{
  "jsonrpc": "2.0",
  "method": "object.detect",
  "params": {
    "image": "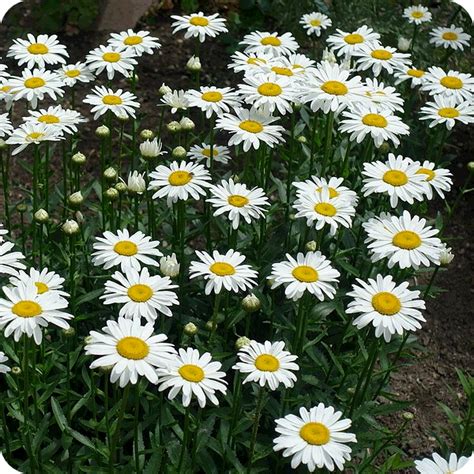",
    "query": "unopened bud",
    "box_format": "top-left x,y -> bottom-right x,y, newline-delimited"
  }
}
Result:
305,240 -> 317,252
62,219 -> 80,235
159,83 -> 172,96
180,117 -> 195,131
402,411 -> 414,421
34,208 -> 49,223
68,191 -> 83,207
398,37 -> 412,52
172,146 -> 187,159
16,203 -> 27,213
186,55 -> 202,72
297,135 -> 307,143
439,244 -> 454,266
11,366 -> 21,376
183,322 -> 198,336
95,125 -> 110,138
140,129 -> 155,140
241,294 -> 261,313
378,142 -> 390,153
104,167 -> 118,182
235,336 -> 251,350
167,121 -> 181,133
467,162 -> 474,173
62,327 -> 75,337
114,182 -> 128,194
72,152 -> 86,166
205,320 -> 217,331
84,335 -> 93,345
160,253 -> 180,278
105,187 -> 119,201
